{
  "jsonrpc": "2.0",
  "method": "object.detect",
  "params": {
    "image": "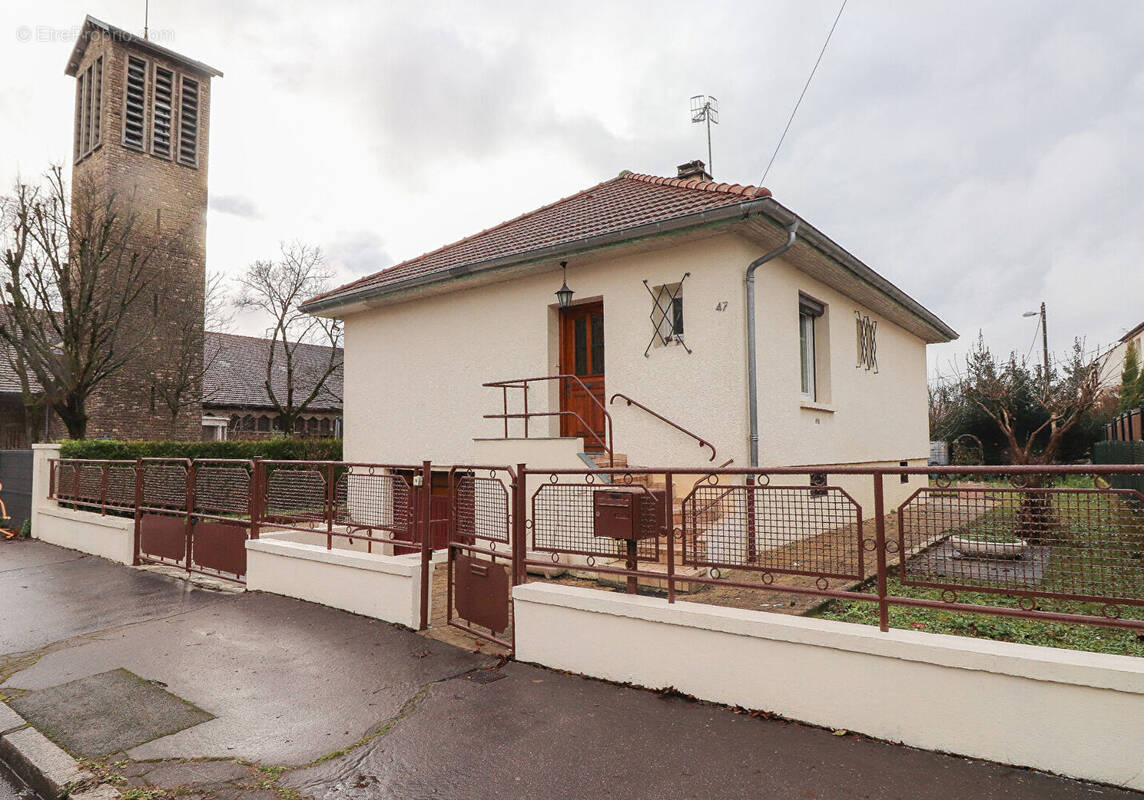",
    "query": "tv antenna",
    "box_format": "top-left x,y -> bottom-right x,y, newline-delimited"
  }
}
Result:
690,95 -> 719,176
143,0 -> 150,39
